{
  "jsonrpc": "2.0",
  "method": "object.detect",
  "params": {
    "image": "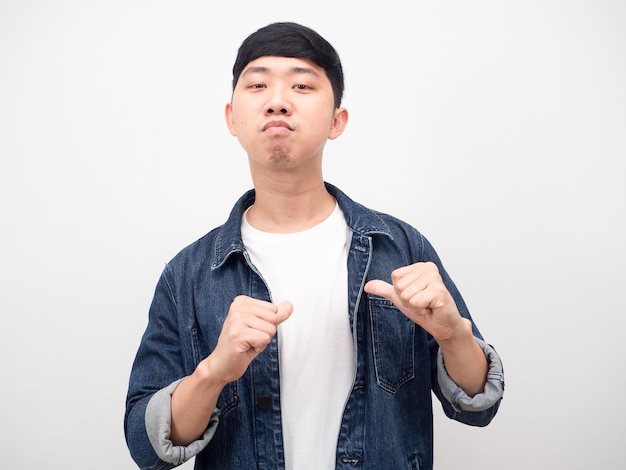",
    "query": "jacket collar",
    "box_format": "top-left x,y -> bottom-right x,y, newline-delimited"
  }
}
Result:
211,182 -> 393,269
